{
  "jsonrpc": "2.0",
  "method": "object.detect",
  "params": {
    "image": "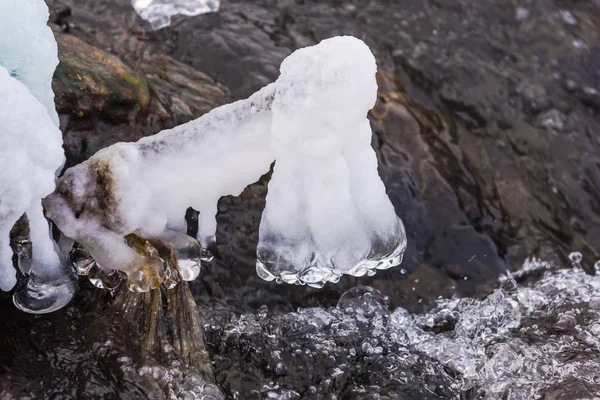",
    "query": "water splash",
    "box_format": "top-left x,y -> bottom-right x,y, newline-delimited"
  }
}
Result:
203,259 -> 600,398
